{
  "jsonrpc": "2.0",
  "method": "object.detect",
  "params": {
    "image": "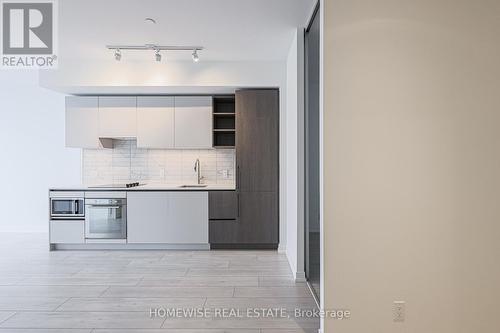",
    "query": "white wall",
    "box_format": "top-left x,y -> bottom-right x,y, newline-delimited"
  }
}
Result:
285,29 -> 305,280
323,0 -> 500,332
0,71 -> 81,233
